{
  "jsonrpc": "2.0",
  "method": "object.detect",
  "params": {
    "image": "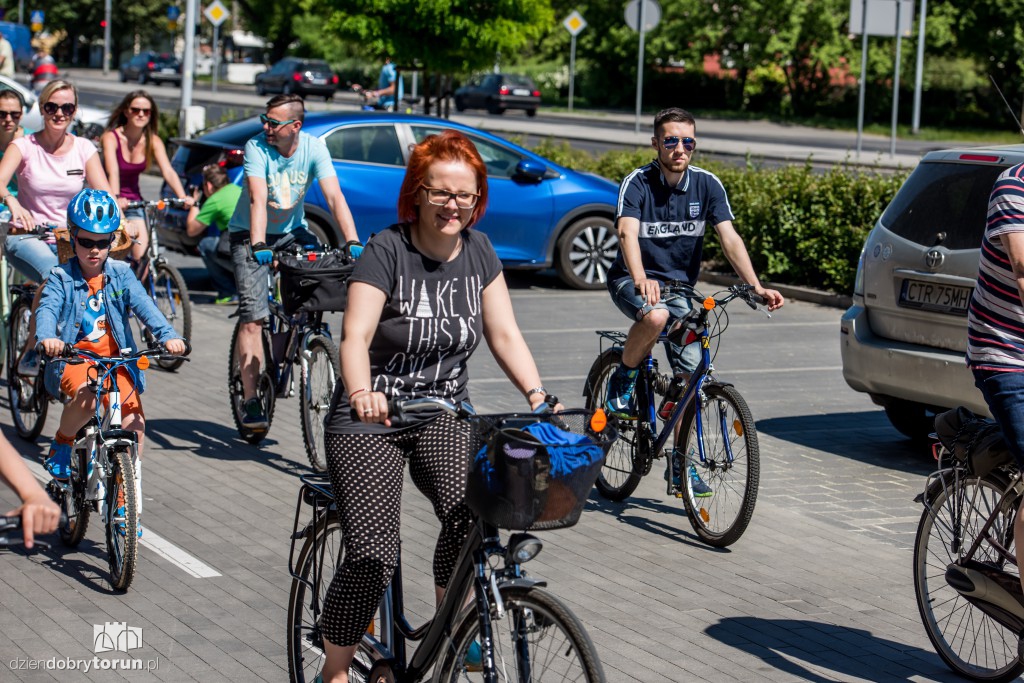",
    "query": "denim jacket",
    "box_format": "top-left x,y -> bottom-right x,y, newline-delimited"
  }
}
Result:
36,257 -> 181,398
